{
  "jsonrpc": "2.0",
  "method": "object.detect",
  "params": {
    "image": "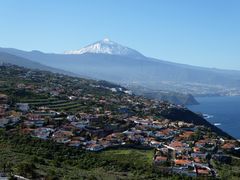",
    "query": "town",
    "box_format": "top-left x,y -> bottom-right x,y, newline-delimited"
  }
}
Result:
0,64 -> 240,179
